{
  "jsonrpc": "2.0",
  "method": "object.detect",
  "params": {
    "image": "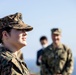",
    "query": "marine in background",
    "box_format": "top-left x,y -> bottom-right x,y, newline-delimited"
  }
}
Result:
41,28 -> 74,75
